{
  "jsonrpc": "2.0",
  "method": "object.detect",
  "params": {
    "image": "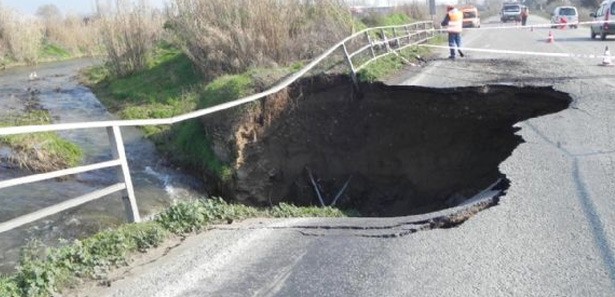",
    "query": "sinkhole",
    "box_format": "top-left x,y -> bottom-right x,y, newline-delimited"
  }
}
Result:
215,78 -> 572,217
